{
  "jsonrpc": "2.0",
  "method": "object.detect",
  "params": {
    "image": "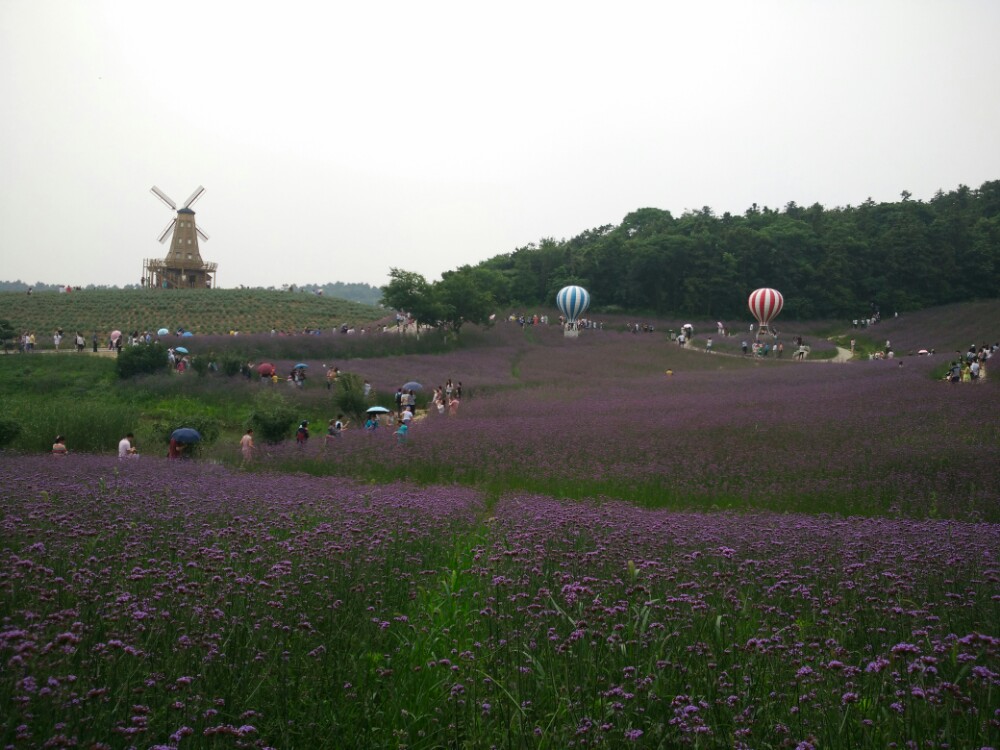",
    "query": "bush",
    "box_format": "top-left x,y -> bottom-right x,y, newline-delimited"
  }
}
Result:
220,355 -> 243,377
0,416 -> 21,448
333,373 -> 370,421
190,356 -> 209,377
116,343 -> 169,379
247,391 -> 298,444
